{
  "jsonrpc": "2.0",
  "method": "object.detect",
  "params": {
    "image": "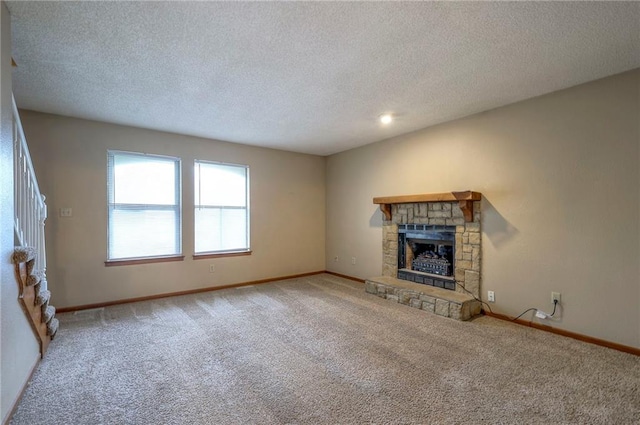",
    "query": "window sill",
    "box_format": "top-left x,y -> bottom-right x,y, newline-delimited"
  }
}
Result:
193,250 -> 252,260
105,255 -> 185,267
